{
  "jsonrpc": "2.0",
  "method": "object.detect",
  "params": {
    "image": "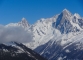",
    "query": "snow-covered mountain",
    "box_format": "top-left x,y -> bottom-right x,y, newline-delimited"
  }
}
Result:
6,18 -> 30,29
5,9 -> 83,49
27,9 -> 83,49
55,9 -> 83,33
3,9 -> 83,60
34,9 -> 83,60
5,14 -> 60,49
